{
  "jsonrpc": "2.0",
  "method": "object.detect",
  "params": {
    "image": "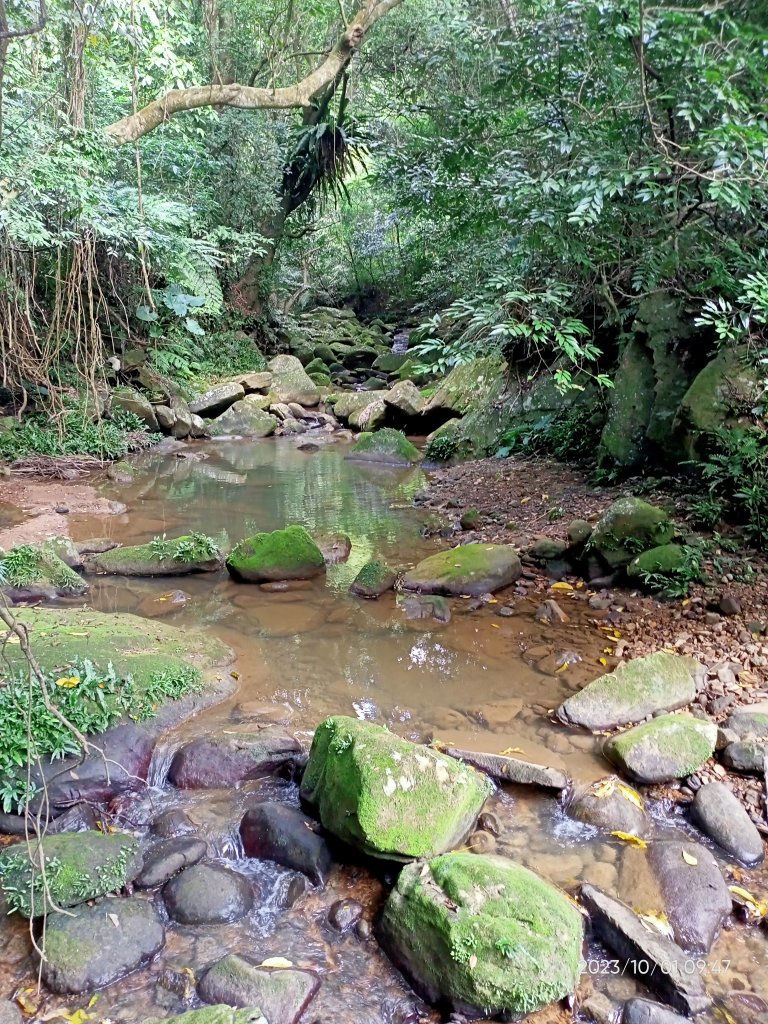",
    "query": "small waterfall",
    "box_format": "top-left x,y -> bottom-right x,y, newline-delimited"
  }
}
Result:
391,328 -> 410,354
146,739 -> 178,789
209,826 -> 245,860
